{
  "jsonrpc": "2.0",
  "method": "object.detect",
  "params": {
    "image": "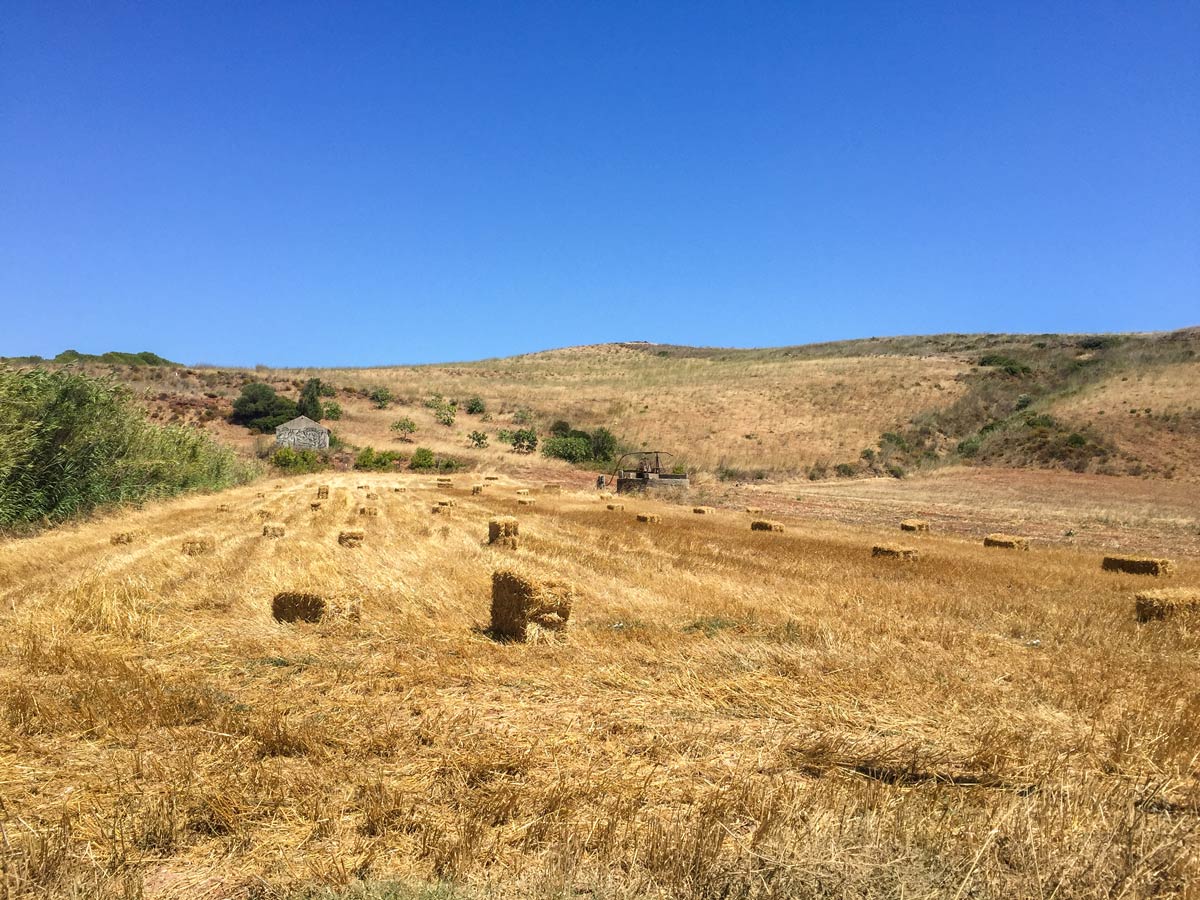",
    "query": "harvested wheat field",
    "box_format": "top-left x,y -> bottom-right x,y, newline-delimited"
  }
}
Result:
0,473 -> 1197,899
